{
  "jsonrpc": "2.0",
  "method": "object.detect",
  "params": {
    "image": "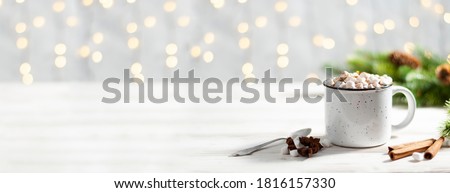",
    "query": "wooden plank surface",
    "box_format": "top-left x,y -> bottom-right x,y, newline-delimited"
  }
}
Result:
0,83 -> 448,172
